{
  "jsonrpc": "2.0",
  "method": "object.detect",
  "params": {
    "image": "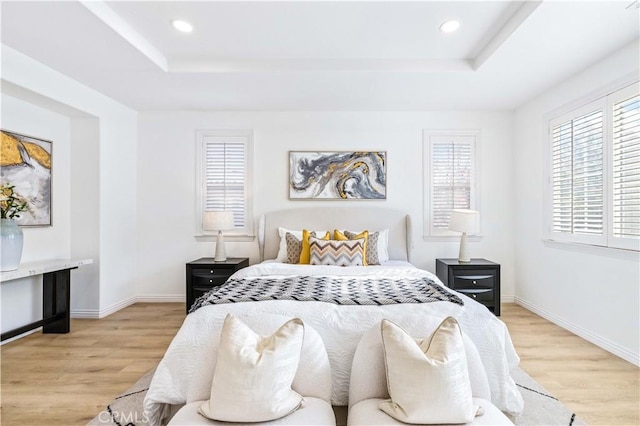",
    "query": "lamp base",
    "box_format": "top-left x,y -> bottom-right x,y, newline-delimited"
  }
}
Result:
214,231 -> 227,262
457,232 -> 470,263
